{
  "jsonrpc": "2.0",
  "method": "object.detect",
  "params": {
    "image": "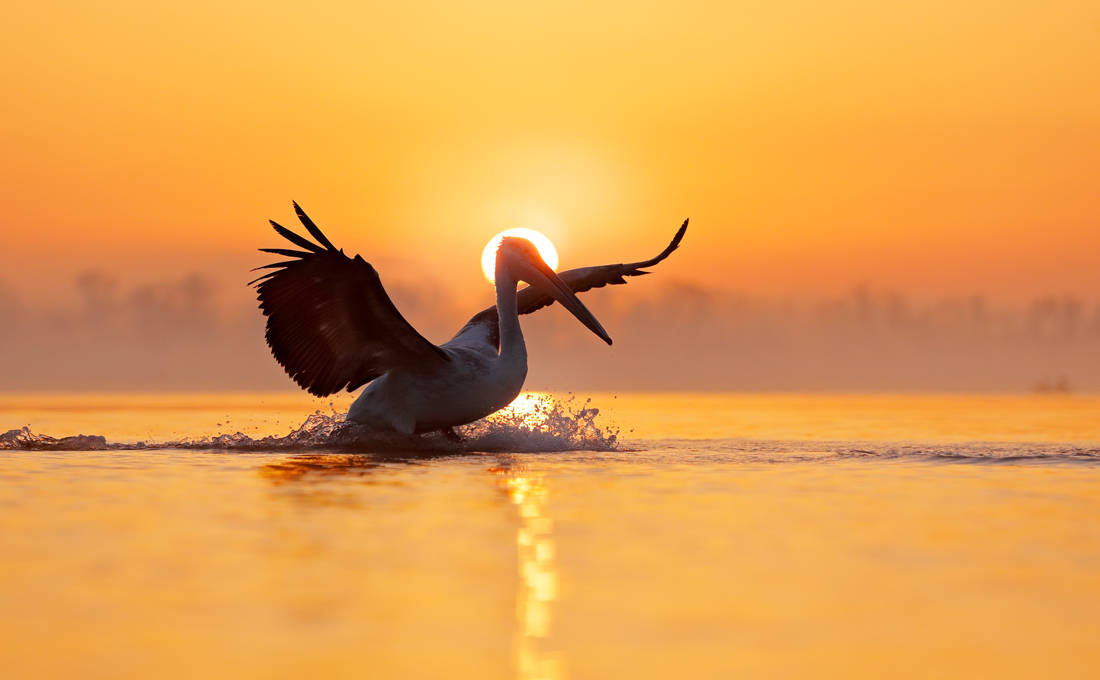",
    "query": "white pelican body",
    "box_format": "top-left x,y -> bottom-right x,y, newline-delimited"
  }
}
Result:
347,268 -> 529,434
251,203 -> 686,436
